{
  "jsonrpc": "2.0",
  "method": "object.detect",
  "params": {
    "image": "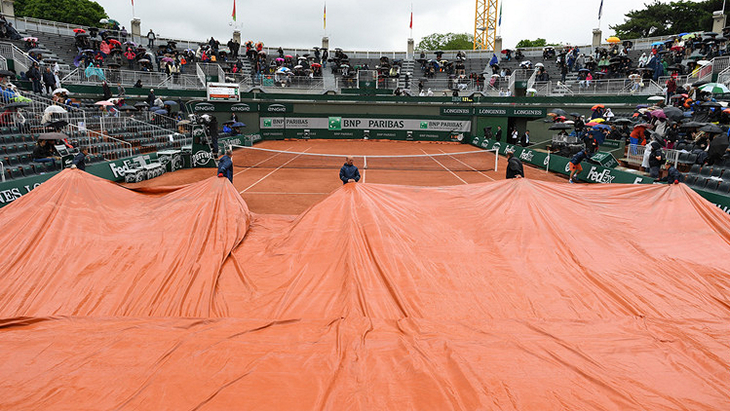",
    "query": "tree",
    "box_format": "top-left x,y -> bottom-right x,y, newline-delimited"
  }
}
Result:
610,0 -> 722,39
14,0 -> 108,28
515,38 -> 561,48
417,33 -> 474,51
